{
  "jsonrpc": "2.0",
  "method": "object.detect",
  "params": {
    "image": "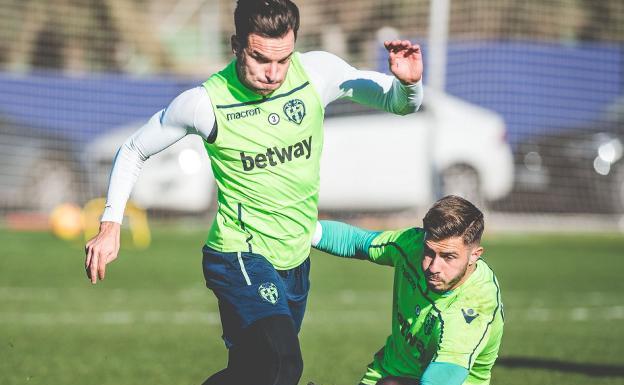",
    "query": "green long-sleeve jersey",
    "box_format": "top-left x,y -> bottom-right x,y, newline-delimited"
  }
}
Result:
314,221 -> 504,385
